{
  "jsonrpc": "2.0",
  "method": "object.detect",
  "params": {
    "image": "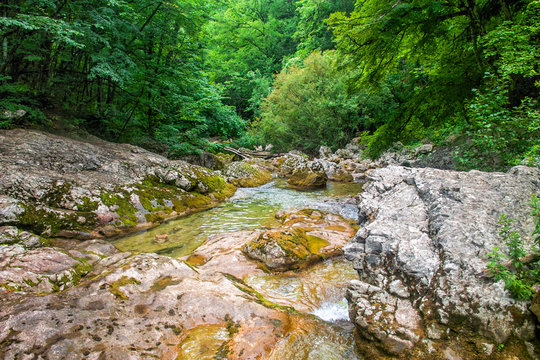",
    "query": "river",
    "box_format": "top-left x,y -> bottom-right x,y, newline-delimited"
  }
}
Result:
113,179 -> 365,359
